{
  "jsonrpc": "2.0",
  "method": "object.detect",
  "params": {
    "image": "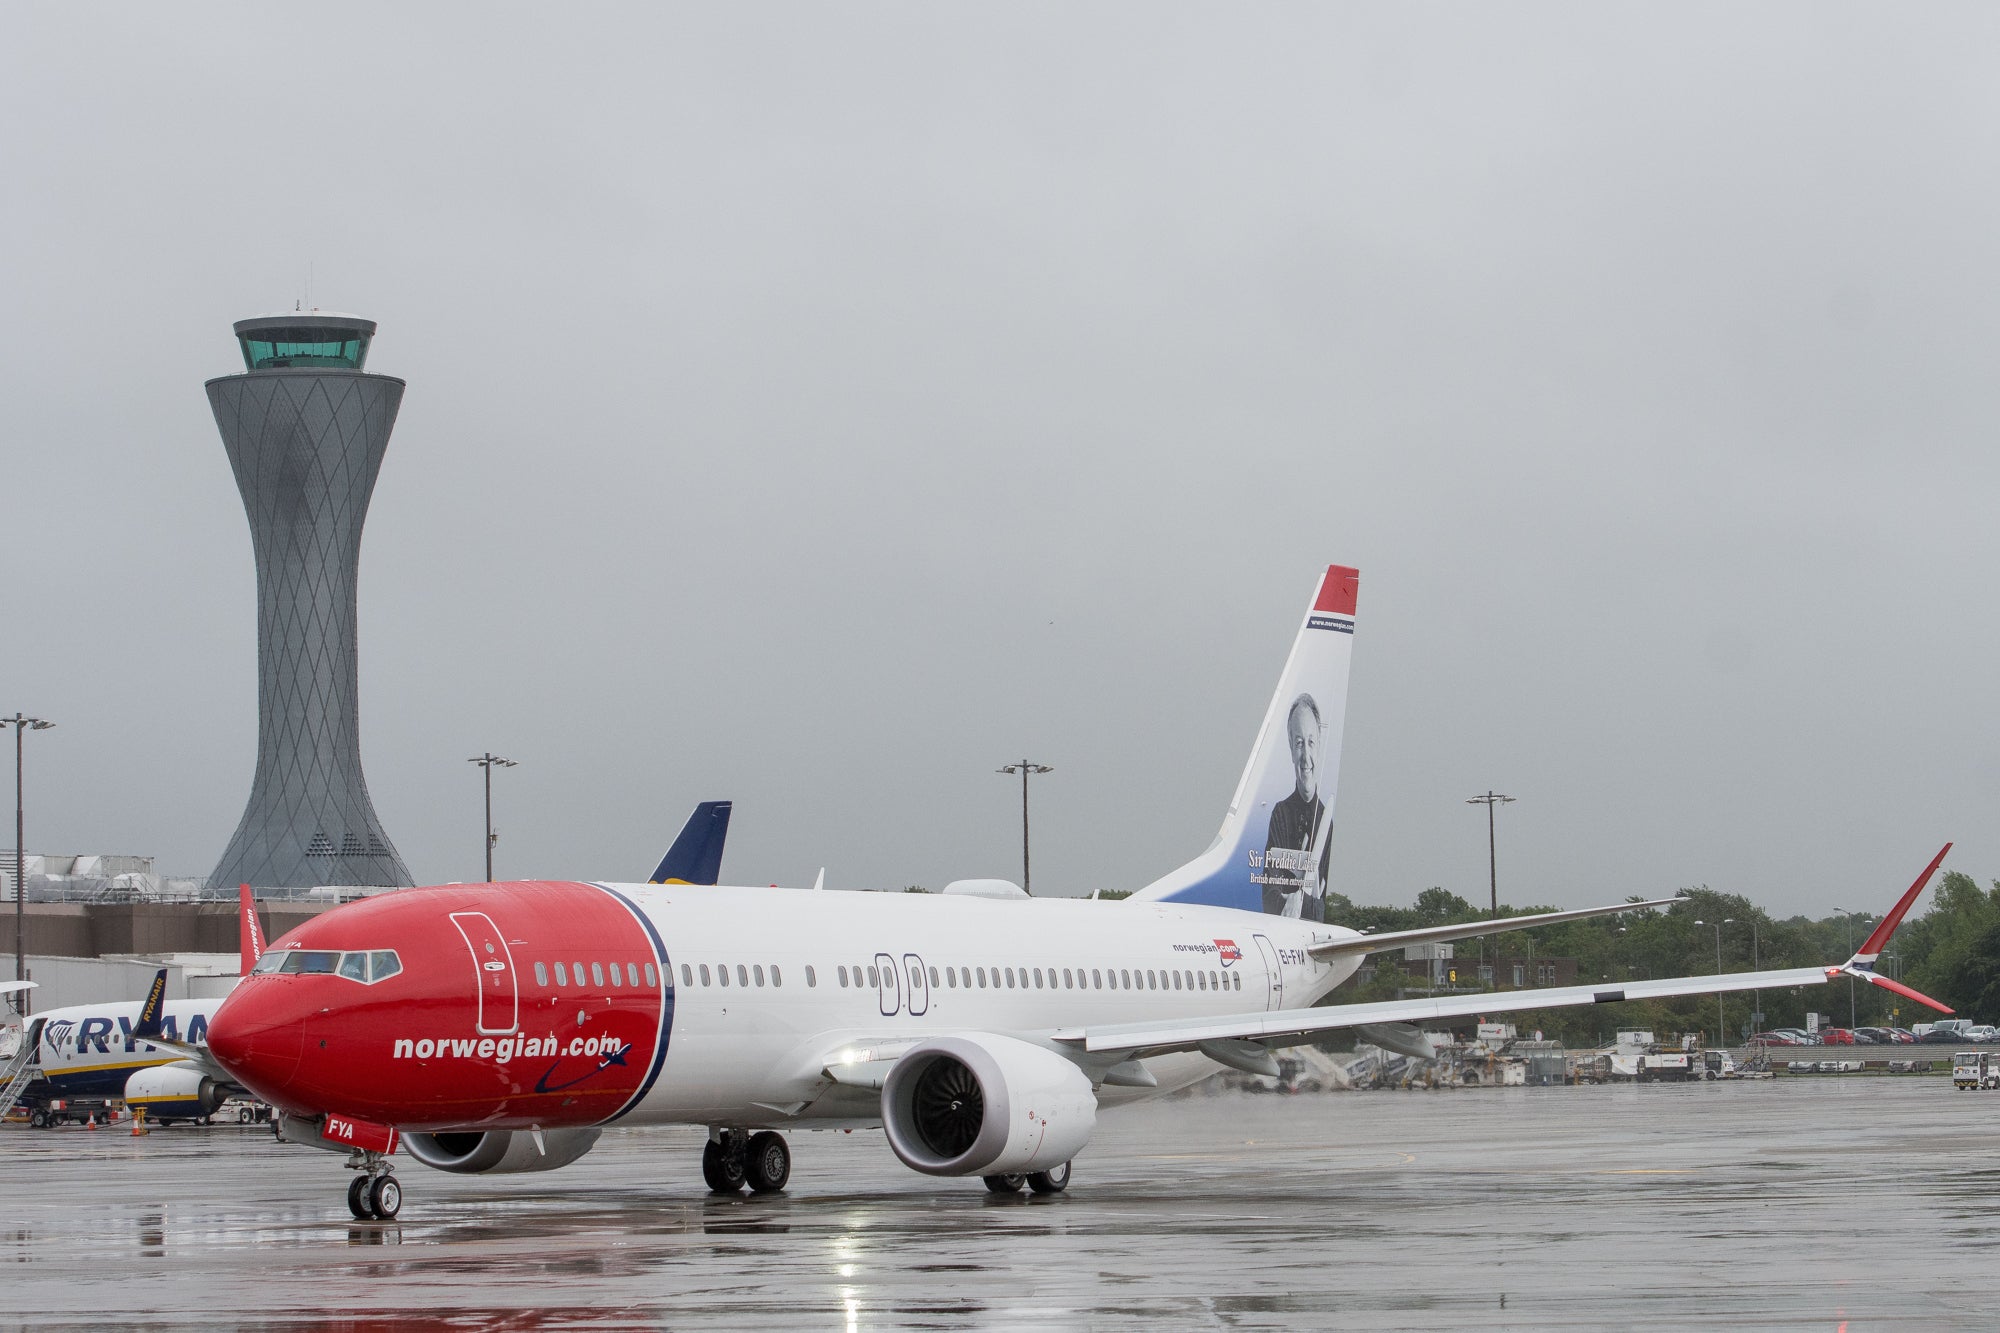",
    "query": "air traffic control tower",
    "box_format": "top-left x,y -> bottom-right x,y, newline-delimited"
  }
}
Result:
205,313 -> 414,892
